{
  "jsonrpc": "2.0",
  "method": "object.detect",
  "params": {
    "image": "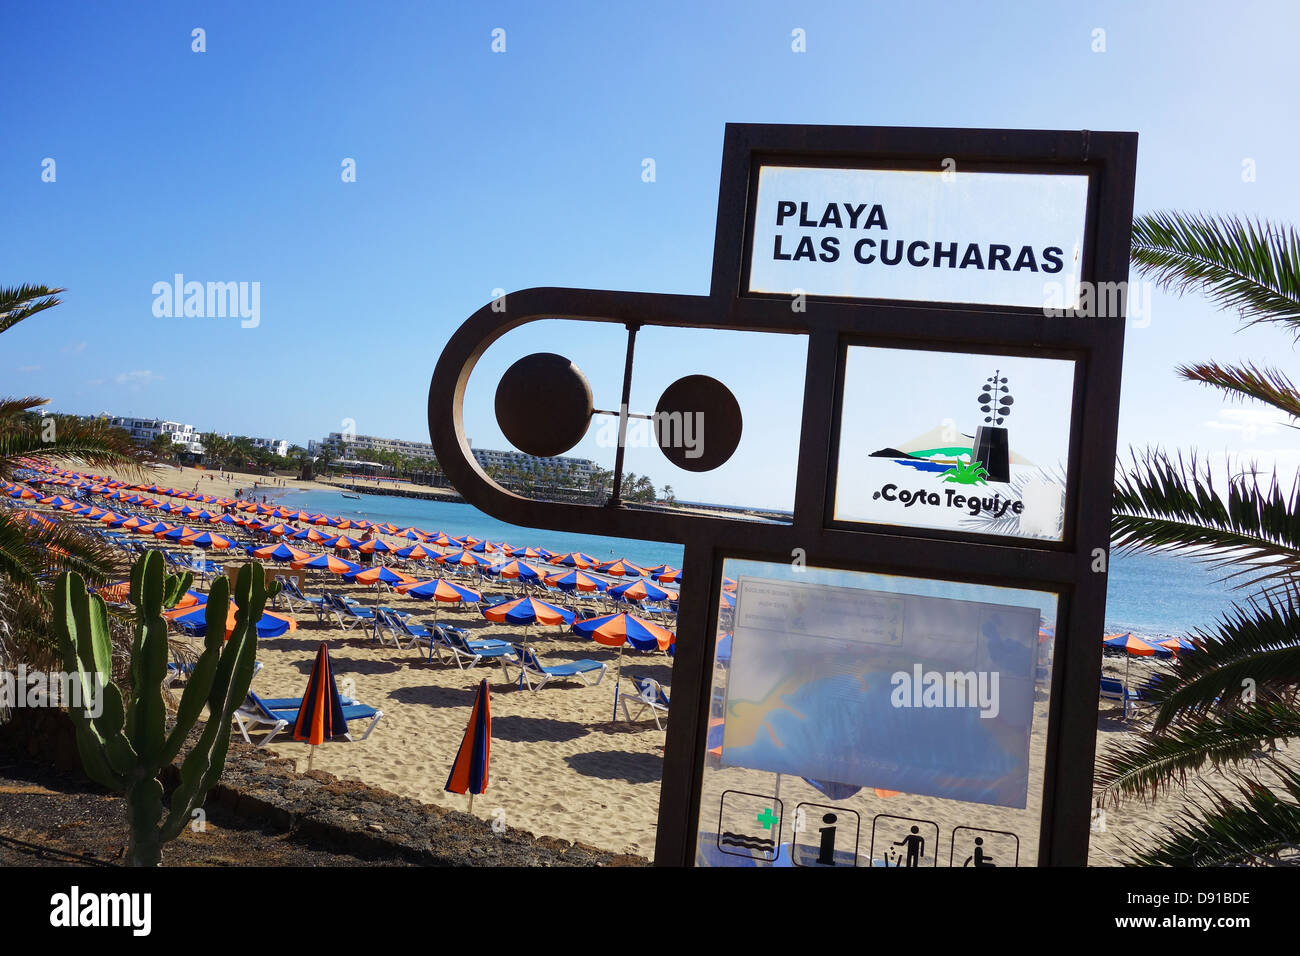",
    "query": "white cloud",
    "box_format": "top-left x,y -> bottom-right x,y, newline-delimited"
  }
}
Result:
1203,407 -> 1293,438
115,370 -> 162,390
